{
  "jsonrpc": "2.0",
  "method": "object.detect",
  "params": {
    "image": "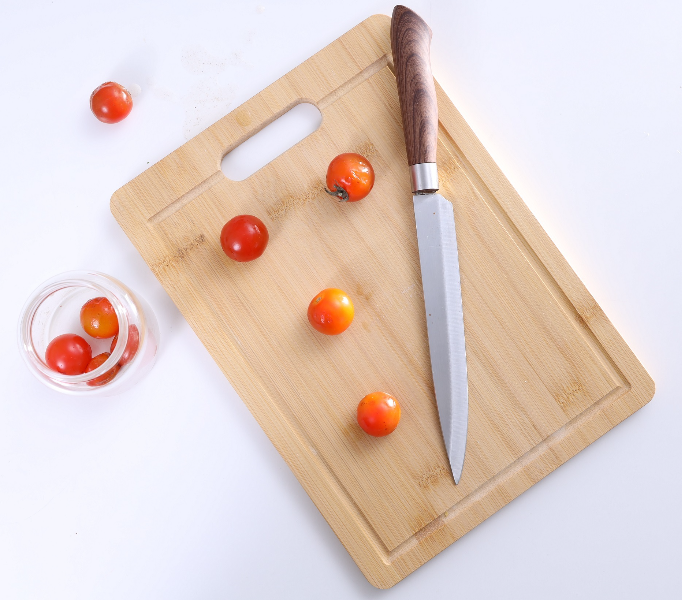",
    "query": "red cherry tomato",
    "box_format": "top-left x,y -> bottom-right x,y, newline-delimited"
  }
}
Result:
90,82 -> 133,124
307,288 -> 354,335
45,333 -> 92,375
325,153 -> 375,202
357,392 -> 401,437
220,215 -> 269,262
85,352 -> 120,387
110,324 -> 140,366
80,297 -> 119,339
